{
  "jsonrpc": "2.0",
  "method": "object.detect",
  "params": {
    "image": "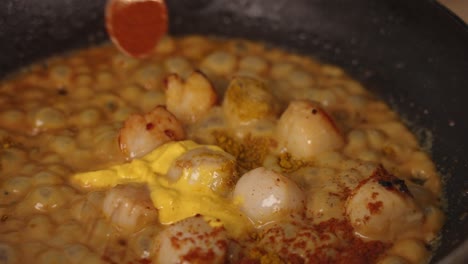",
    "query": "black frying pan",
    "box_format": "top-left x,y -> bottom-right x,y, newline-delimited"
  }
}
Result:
0,0 -> 467,263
